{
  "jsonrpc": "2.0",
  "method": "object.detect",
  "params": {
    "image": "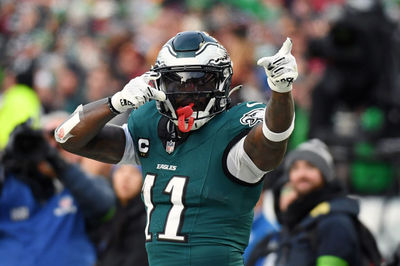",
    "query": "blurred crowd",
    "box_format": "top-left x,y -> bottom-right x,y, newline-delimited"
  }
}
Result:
1,0 -> 400,265
0,0 -> 390,108
1,0 -> 400,144
2,0 -> 399,190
